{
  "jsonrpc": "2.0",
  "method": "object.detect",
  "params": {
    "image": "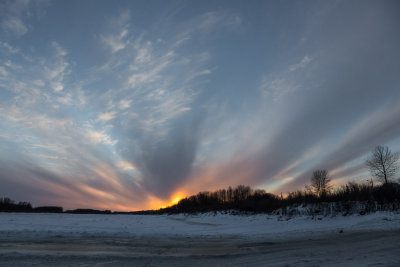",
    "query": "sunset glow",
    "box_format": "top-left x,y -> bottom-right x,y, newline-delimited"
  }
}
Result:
167,192 -> 187,207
